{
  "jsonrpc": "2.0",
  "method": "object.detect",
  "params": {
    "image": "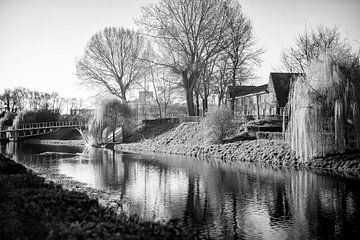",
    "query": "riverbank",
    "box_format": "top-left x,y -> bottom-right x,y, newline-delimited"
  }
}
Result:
115,122 -> 360,173
0,154 -> 190,239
